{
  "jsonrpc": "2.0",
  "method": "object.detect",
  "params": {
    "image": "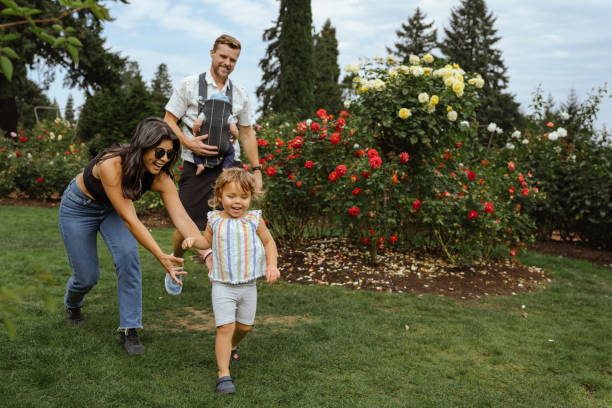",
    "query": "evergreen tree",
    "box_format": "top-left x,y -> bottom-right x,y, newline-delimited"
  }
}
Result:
313,19 -> 342,114
278,0 -> 314,117
439,0 -> 522,134
52,98 -> 62,119
386,8 -> 438,62
256,0 -> 285,115
150,63 -> 173,116
64,94 -> 75,123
